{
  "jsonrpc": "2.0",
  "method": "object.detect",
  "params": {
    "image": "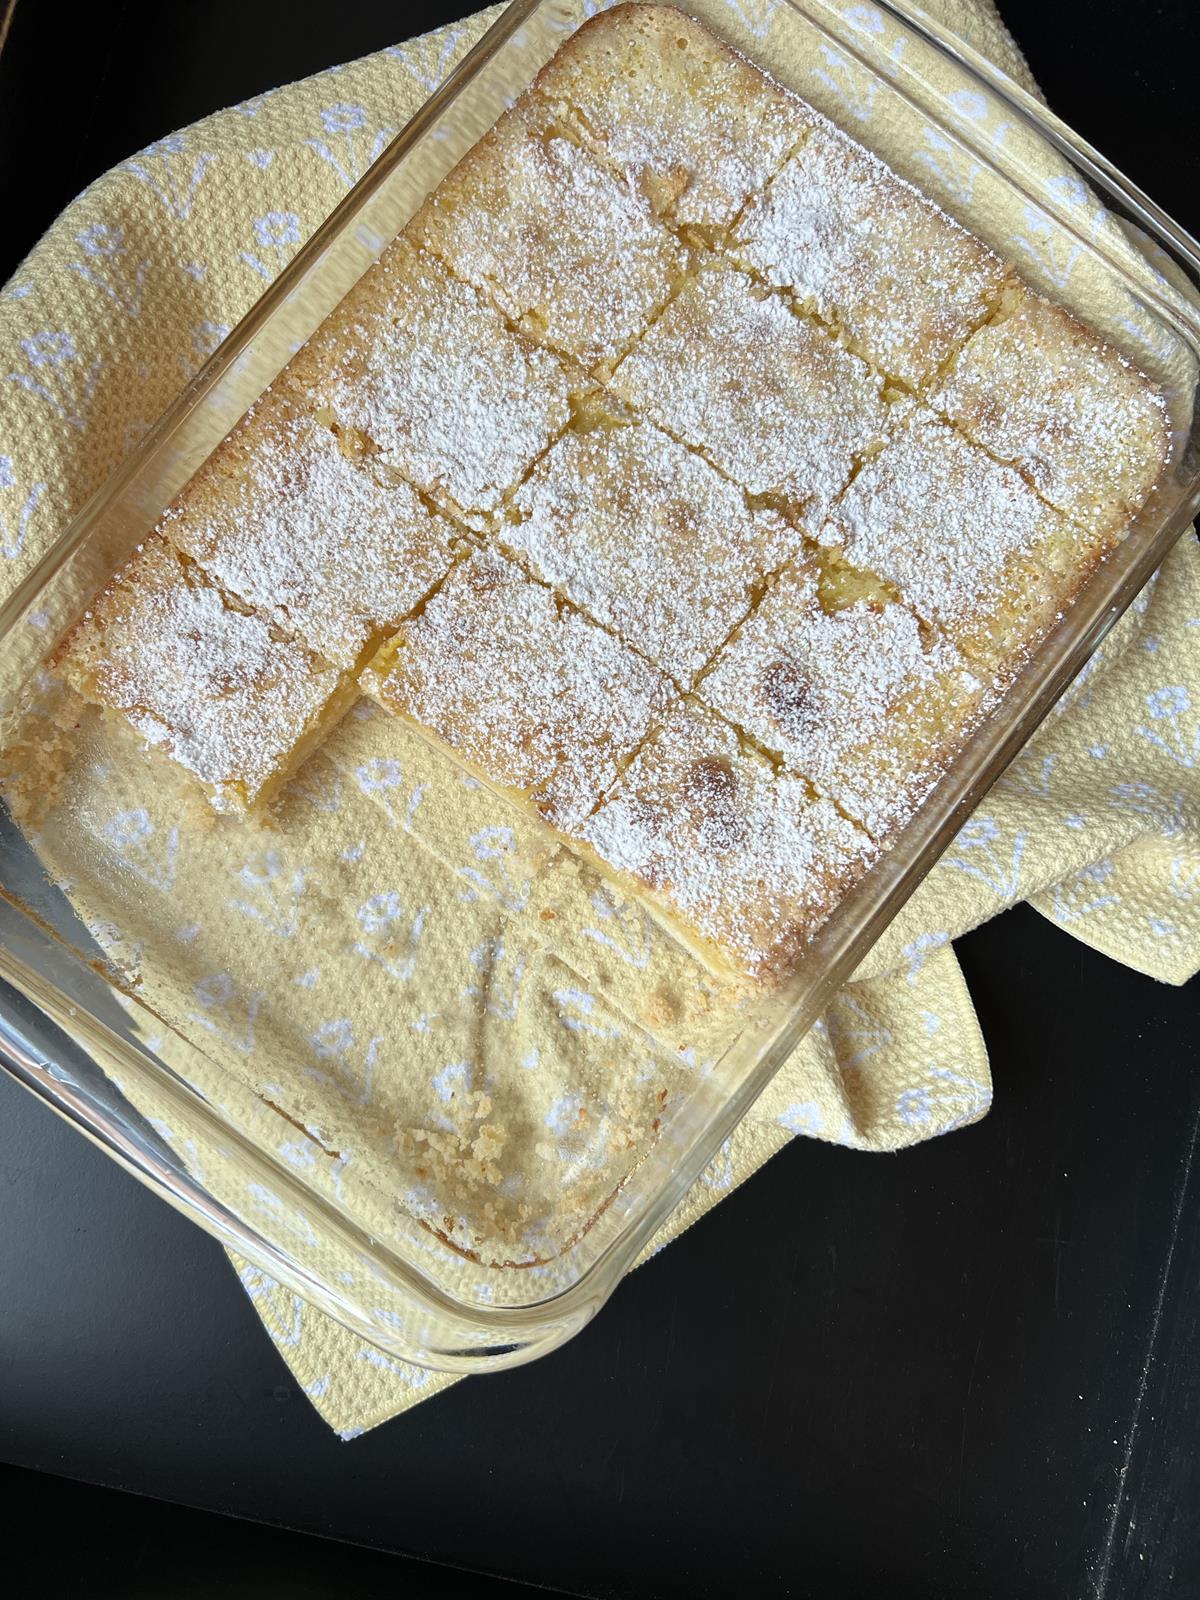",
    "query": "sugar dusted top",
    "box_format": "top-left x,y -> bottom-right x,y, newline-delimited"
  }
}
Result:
507,418 -> 795,685
413,103 -> 684,372
820,404 -> 1079,673
281,238 -> 576,528
162,391 -> 455,671
931,283 -> 1170,534
362,547 -> 673,833
532,4 -> 810,230
734,116 -> 1007,390
579,700 -> 876,982
56,537 -> 342,811
703,562 -> 985,841
612,265 -> 889,518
